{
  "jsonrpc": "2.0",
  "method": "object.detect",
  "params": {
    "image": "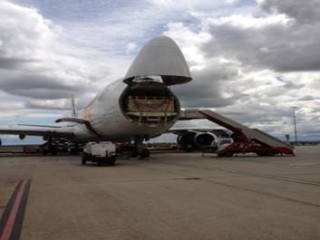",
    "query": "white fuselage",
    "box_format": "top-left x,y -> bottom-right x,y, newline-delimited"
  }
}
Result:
0,36 -> 192,145
73,79 -> 177,142
60,36 -> 191,143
